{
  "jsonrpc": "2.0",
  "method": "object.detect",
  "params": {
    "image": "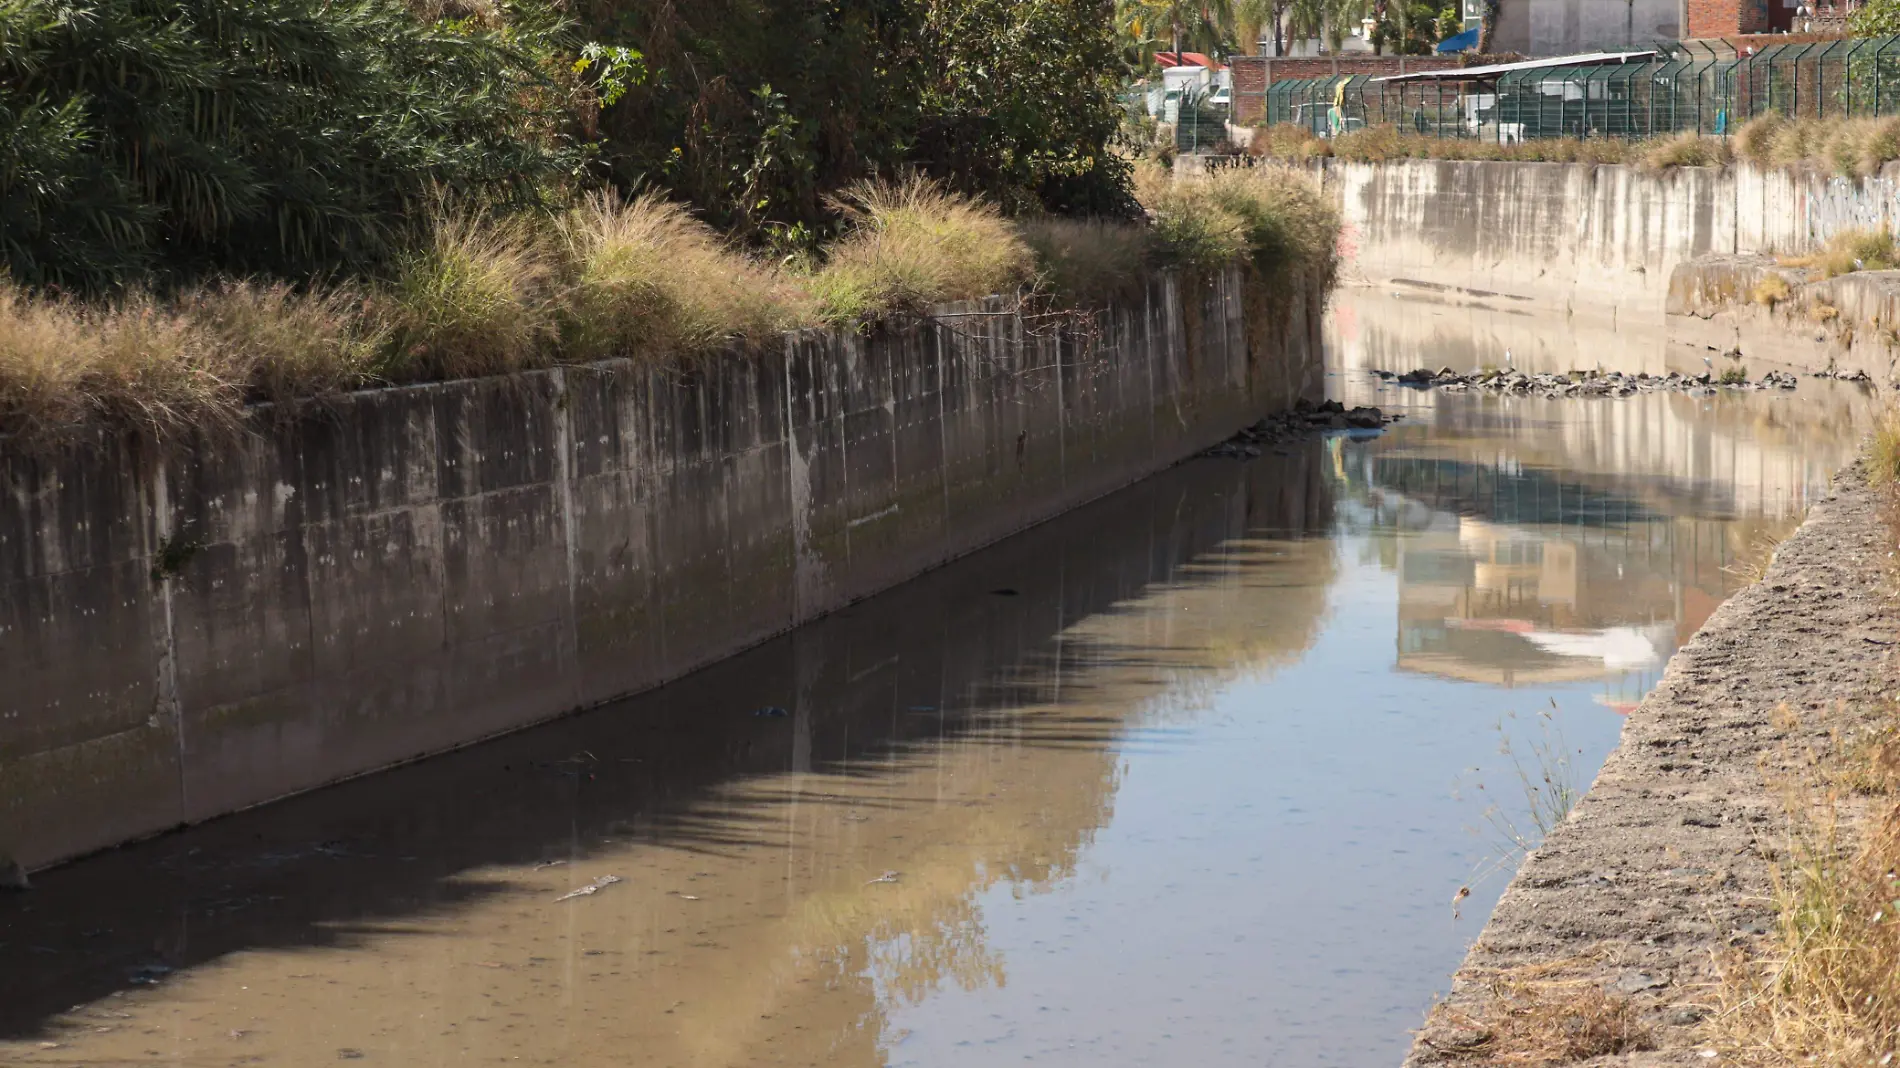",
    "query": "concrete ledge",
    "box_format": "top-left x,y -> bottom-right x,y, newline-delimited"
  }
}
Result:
1667,254 -> 1900,385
